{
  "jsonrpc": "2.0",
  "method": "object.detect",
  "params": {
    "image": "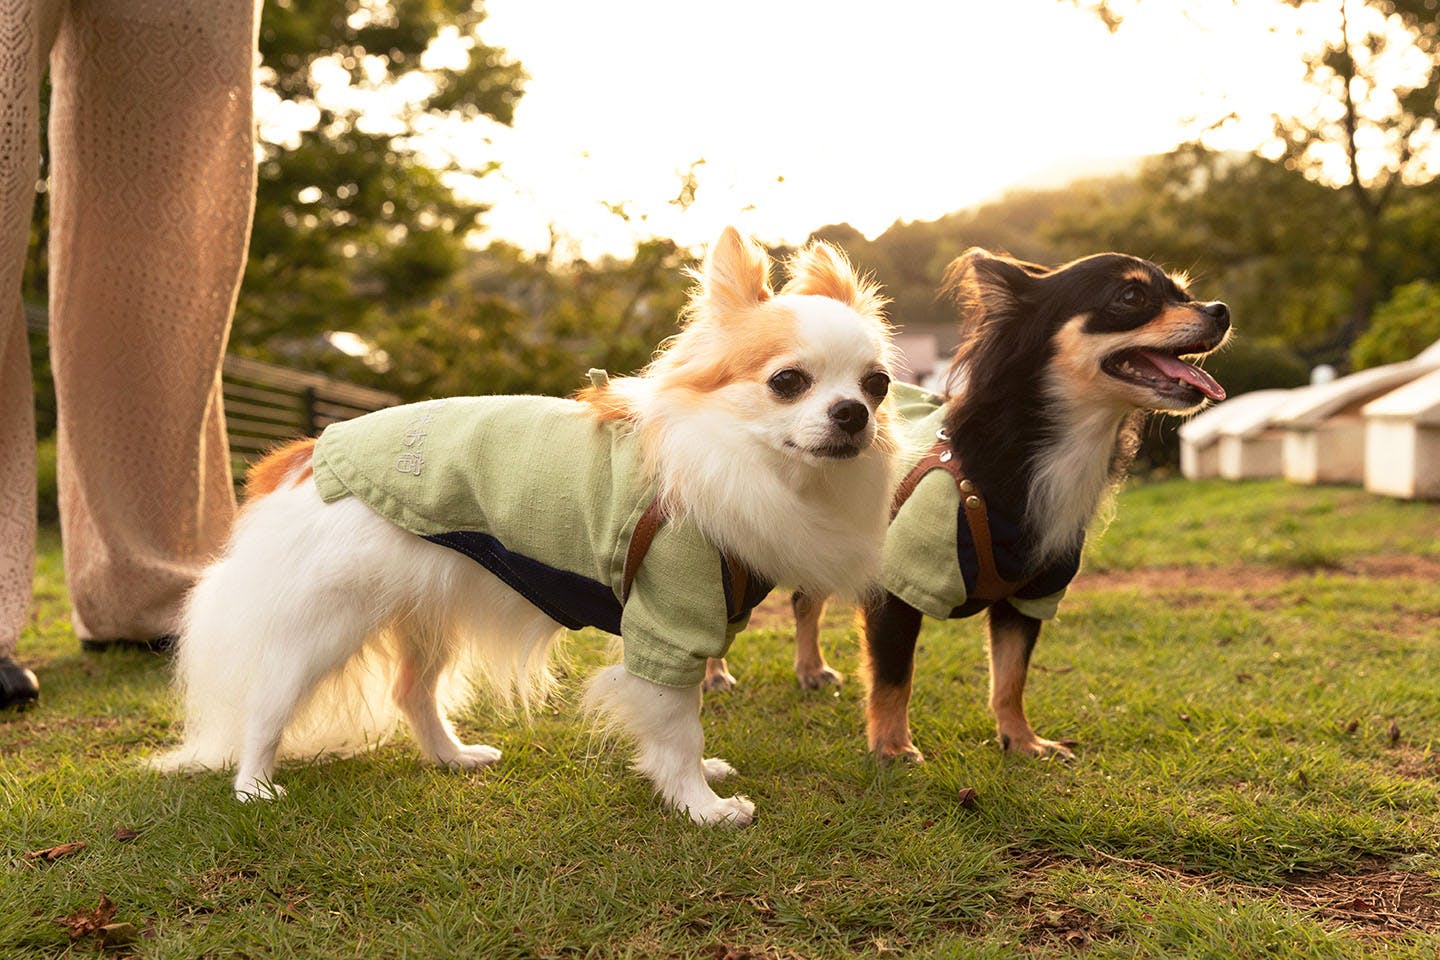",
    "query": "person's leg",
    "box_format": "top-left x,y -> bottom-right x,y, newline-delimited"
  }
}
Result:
47,0 -> 258,643
0,0 -> 65,707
